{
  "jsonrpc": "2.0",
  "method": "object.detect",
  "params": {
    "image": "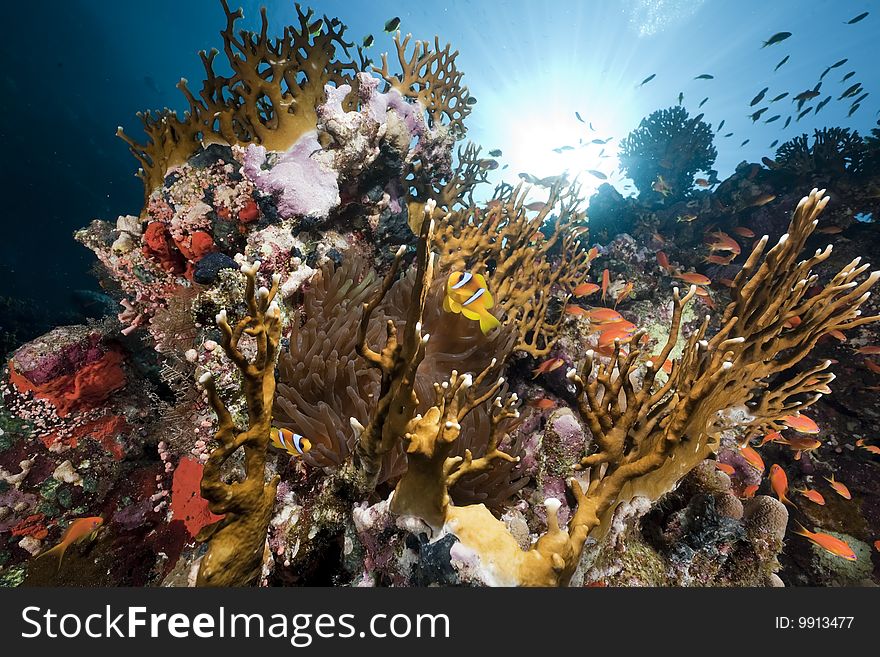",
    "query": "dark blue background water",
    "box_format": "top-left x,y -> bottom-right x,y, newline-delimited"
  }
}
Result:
1,0 -> 876,349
